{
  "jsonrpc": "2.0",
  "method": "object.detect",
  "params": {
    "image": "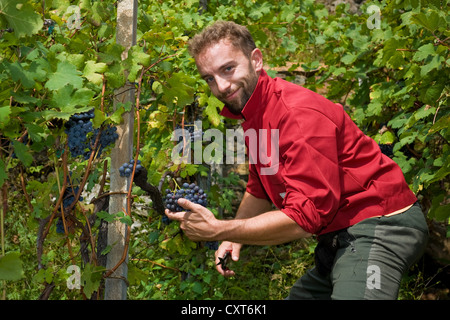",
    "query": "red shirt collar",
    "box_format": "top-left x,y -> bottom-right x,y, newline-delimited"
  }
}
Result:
219,69 -> 272,121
